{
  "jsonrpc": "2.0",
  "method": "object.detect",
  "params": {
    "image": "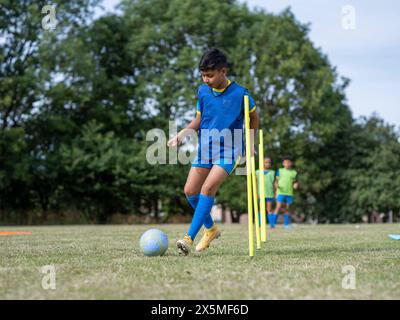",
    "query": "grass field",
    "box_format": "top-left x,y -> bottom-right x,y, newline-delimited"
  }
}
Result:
1,224 -> 399,299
